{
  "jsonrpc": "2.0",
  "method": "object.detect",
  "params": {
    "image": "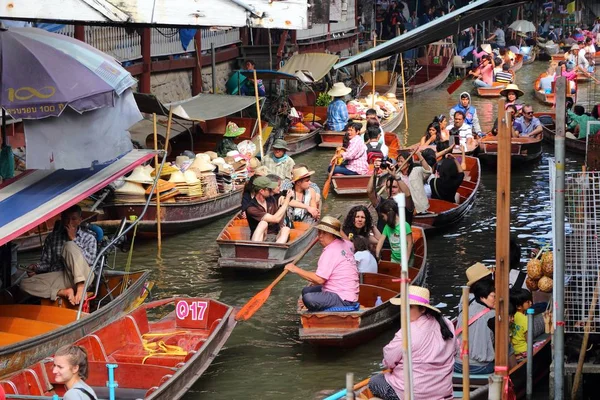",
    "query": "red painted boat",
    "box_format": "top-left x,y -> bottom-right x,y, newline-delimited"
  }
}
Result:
408,56 -> 453,94
478,135 -> 543,165
412,156 -> 480,231
0,297 -> 237,400
512,53 -> 524,72
298,227 -> 427,347
216,213 -> 318,270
